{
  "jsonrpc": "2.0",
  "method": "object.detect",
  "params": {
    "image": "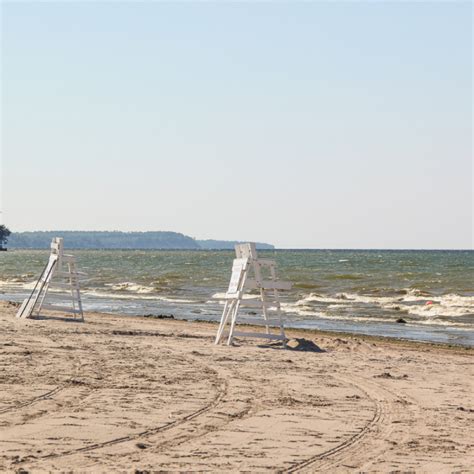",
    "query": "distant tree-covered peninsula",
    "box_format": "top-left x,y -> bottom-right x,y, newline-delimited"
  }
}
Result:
7,231 -> 274,250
